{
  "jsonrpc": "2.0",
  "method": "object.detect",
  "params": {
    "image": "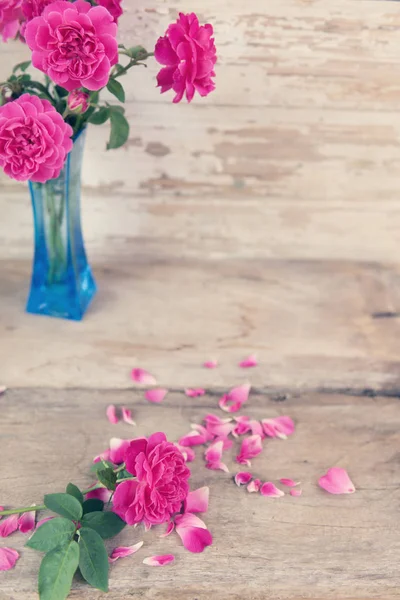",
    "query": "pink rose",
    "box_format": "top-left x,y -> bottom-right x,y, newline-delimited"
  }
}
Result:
67,90 -> 90,114
20,0 -> 54,36
96,0 -> 122,24
0,93 -> 73,183
113,433 -> 190,527
155,12 -> 216,103
0,0 -> 22,41
24,0 -> 118,91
